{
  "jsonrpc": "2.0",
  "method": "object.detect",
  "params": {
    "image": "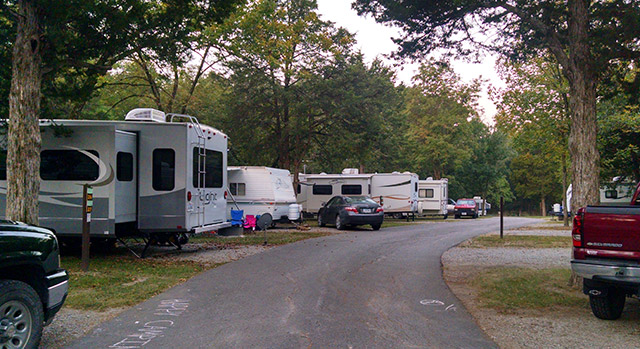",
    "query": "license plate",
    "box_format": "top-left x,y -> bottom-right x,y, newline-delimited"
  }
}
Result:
461,212 -> 467,215
362,208 -> 372,213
